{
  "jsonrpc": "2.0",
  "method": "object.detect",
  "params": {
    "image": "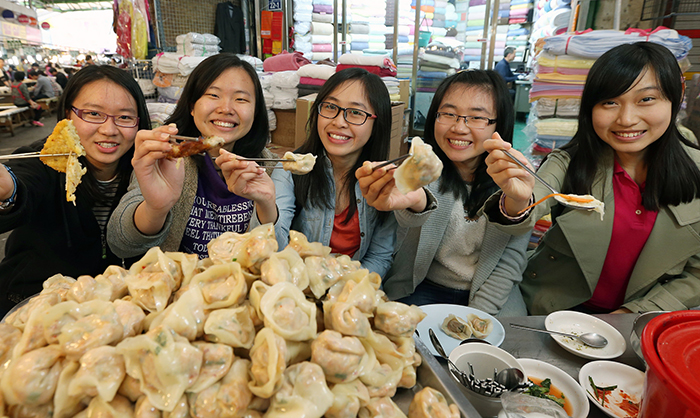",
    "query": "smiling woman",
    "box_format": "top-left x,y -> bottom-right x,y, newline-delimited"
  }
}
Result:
107,53 -> 277,260
0,65 -> 150,316
252,68 -> 398,277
